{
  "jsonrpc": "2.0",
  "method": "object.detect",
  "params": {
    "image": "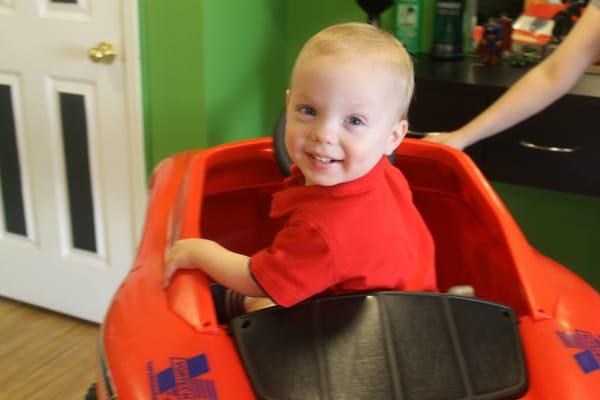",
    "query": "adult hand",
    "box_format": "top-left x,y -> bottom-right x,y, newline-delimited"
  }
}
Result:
422,132 -> 469,151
